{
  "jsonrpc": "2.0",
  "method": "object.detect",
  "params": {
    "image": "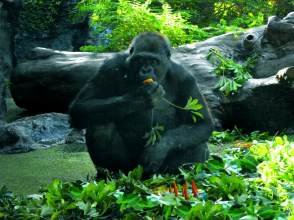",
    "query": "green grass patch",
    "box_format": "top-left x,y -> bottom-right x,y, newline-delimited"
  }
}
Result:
0,144 -> 95,195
